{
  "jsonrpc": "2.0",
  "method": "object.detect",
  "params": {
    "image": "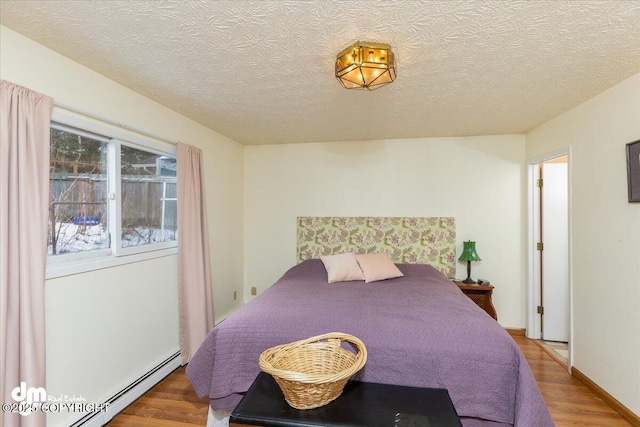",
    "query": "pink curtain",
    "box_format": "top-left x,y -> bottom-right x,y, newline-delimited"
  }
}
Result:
177,142 -> 215,364
0,80 -> 53,427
